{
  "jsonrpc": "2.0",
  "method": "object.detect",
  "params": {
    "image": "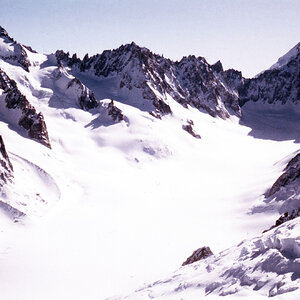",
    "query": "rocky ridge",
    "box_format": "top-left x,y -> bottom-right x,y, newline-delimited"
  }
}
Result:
56,43 -> 242,119
0,26 -> 32,71
0,68 -> 51,148
239,51 -> 300,106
